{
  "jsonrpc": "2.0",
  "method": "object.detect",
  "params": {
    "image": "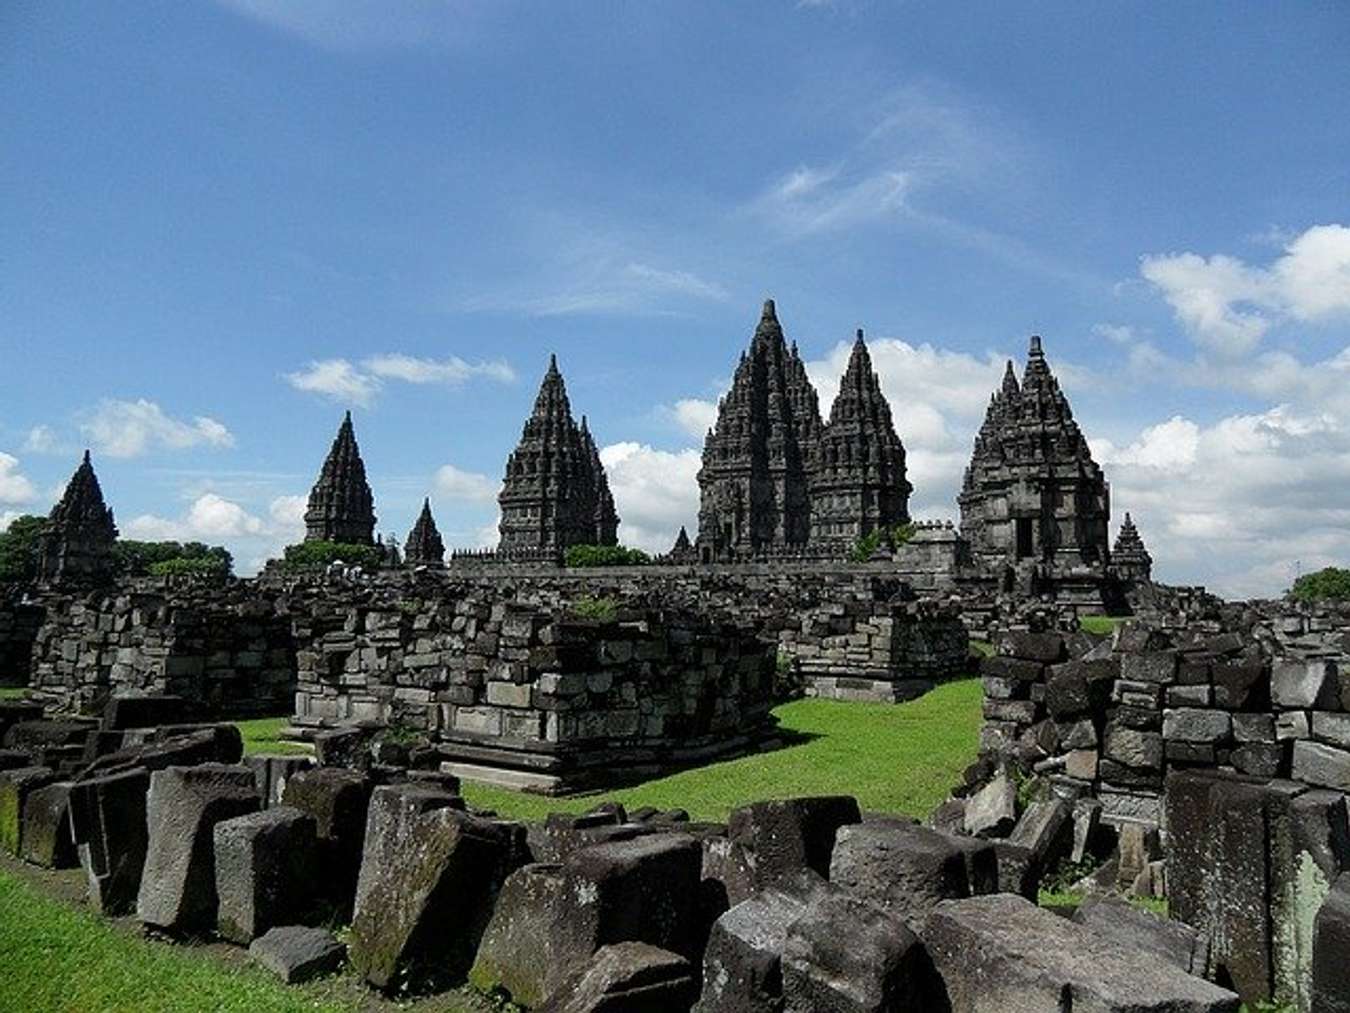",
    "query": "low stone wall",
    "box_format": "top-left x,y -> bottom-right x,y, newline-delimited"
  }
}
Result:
0,588 -> 44,686
27,582 -> 295,717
